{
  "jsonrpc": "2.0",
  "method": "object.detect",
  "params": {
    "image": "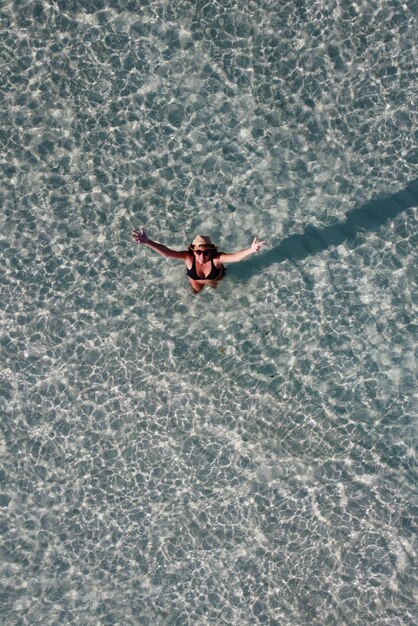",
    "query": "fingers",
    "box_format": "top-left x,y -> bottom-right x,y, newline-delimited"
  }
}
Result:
252,237 -> 266,251
131,227 -> 146,241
